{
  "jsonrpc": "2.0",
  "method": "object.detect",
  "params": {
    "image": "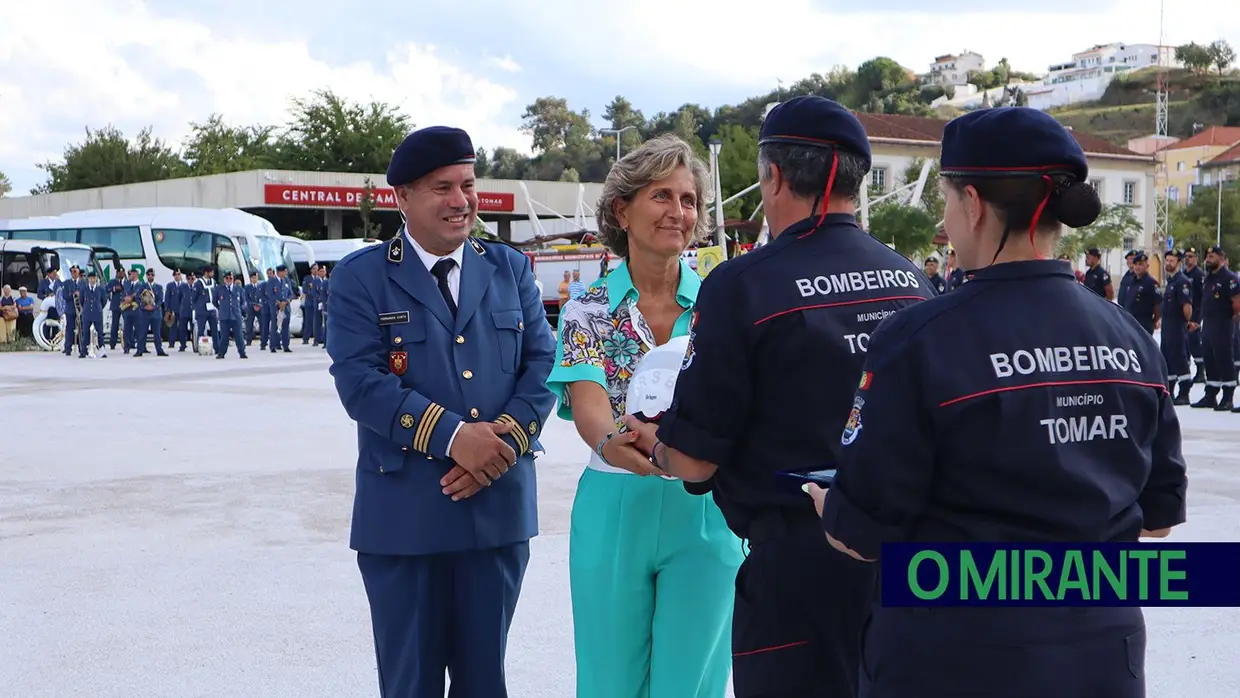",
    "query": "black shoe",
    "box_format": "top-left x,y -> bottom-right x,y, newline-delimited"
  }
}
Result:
239,354 -> 248,359
283,348 -> 292,353
216,355 -> 225,360
1192,395 -> 1217,409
